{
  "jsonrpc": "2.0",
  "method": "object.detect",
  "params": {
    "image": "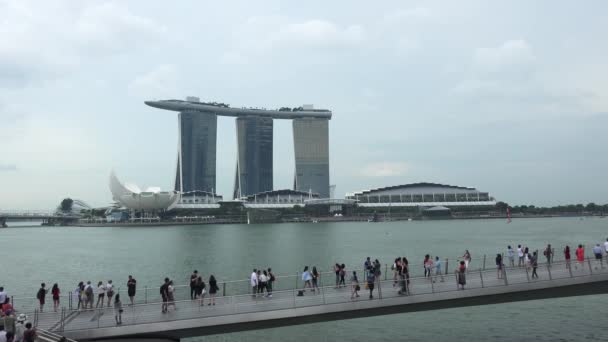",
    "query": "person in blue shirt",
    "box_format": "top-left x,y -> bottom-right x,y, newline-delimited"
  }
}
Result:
434,256 -> 444,282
